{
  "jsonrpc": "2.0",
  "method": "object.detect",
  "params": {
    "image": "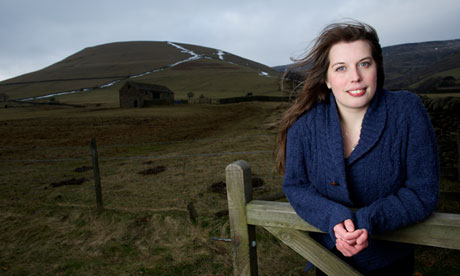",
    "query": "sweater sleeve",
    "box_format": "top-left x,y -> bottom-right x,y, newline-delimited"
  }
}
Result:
283,120 -> 354,244
354,95 -> 440,237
